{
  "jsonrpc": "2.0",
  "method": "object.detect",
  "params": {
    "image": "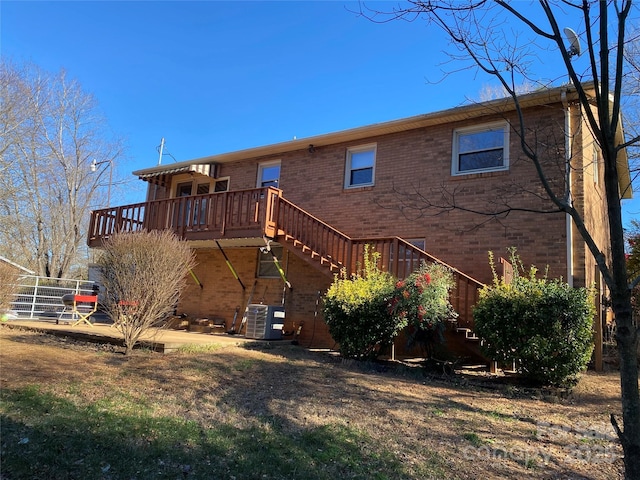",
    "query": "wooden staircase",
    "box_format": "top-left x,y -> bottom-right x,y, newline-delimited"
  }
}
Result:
272,195 -> 484,335
282,233 -> 342,273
